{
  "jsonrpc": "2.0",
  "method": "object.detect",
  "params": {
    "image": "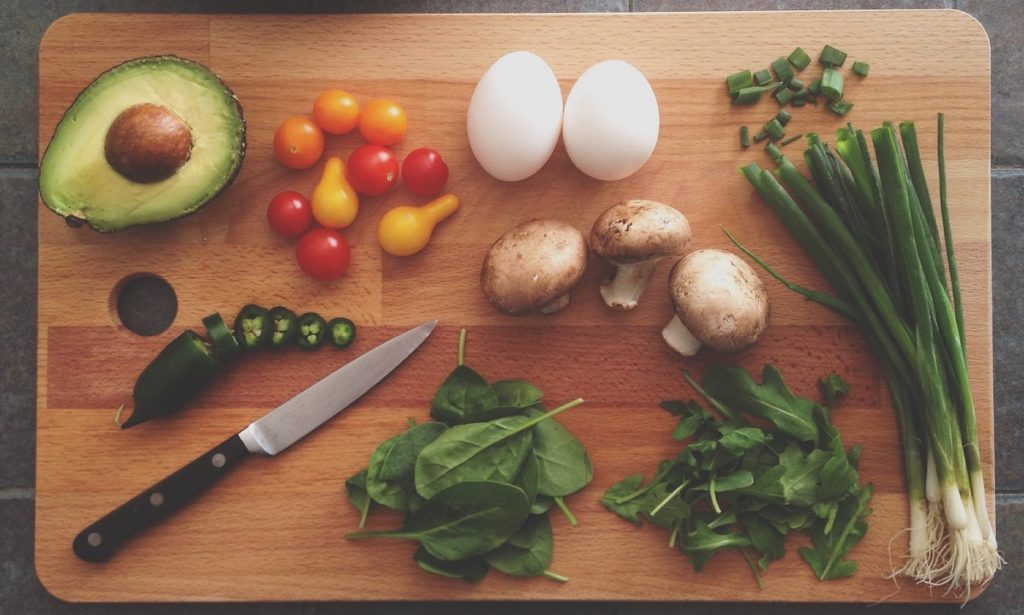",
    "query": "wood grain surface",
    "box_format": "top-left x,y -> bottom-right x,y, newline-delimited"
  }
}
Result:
36,11 -> 992,603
